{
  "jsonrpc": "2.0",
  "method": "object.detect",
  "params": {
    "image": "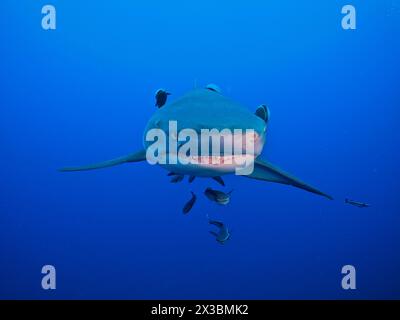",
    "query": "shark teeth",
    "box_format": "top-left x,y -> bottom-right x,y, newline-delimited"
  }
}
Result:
186,154 -> 255,166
